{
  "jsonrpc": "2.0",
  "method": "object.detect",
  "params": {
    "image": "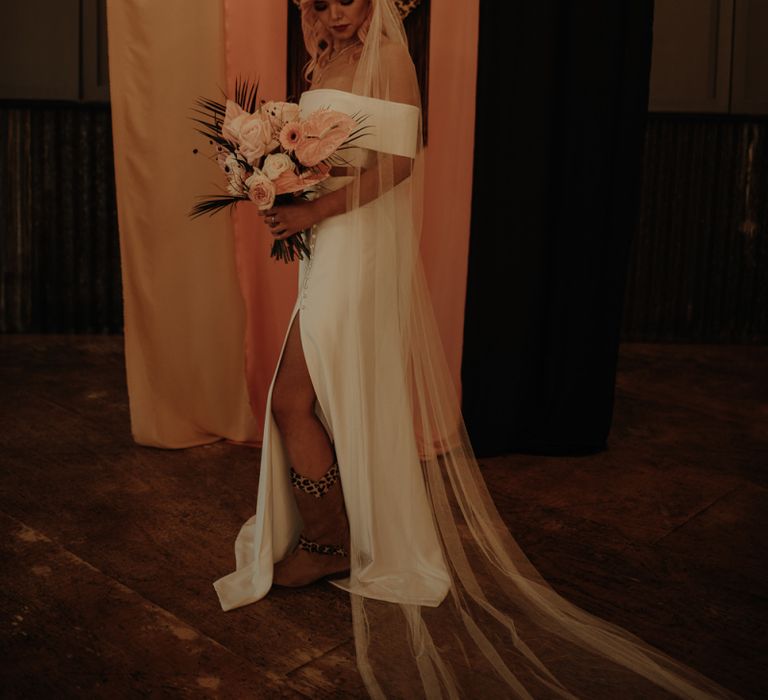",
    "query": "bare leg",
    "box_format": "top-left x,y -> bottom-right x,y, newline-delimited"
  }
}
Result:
271,313 -> 335,481
270,312 -> 351,586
